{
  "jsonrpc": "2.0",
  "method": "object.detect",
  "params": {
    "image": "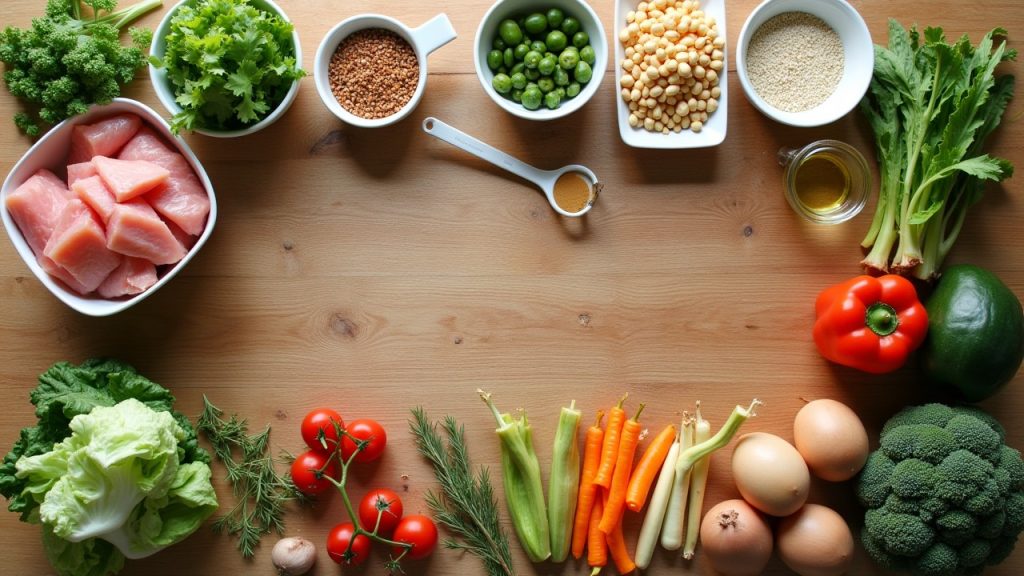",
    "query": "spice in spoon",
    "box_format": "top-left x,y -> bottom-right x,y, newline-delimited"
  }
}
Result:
553,172 -> 593,214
